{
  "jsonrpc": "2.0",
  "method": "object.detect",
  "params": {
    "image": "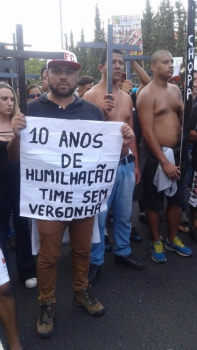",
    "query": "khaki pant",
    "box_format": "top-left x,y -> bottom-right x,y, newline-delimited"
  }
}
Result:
37,216 -> 94,303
